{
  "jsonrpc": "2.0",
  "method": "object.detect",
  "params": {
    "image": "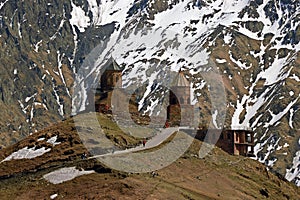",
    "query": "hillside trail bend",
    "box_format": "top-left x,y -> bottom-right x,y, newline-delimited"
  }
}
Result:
89,127 -> 179,159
